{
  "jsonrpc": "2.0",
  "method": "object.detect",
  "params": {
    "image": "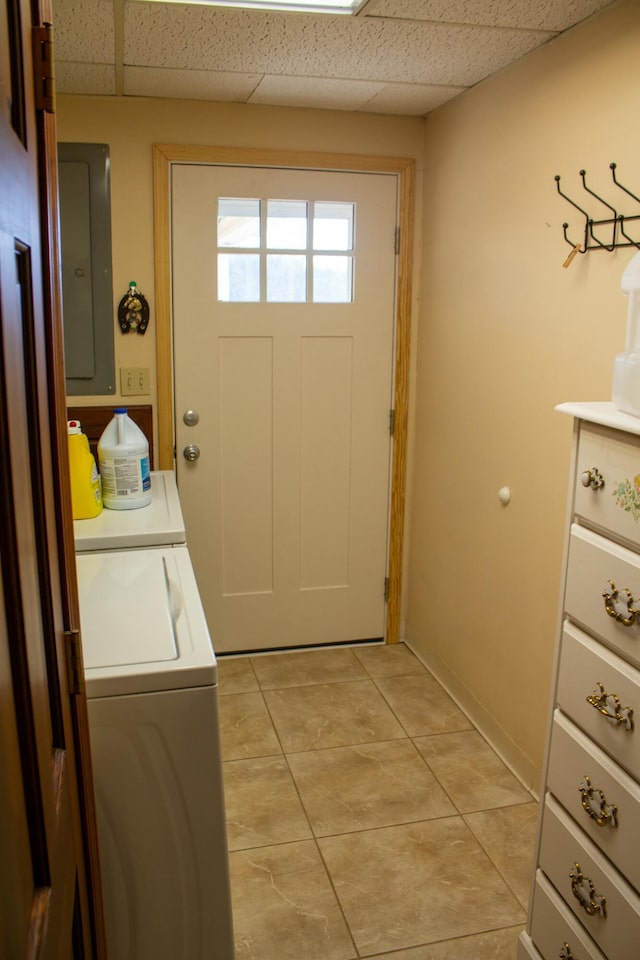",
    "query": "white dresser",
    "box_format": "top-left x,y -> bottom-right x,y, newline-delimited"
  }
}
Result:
519,402 -> 640,960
